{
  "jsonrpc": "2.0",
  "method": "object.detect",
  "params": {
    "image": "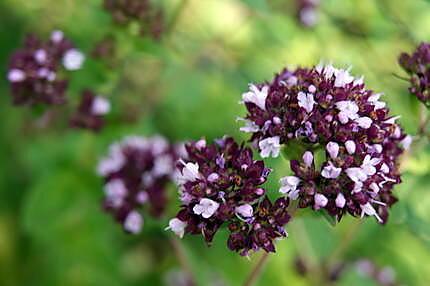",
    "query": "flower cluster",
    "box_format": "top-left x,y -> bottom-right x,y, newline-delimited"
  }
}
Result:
7,30 -> 85,106
239,64 -> 410,223
98,135 -> 179,234
104,0 -> 164,39
167,137 -> 290,256
296,0 -> 320,27
398,42 -> 430,106
69,89 -> 111,131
